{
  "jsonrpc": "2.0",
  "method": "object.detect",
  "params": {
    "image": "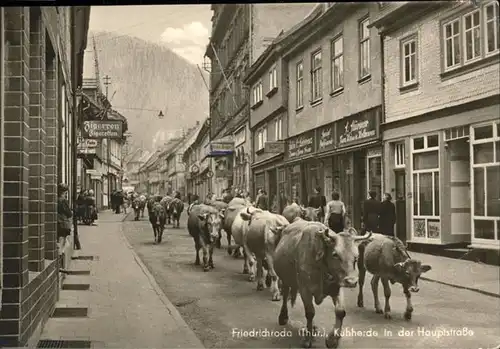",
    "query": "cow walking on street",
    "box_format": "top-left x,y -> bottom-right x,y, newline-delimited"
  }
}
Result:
169,197 -> 184,228
357,234 -> 431,321
132,196 -> 146,221
149,202 -> 166,244
209,199 -> 229,249
274,219 -> 371,348
160,195 -> 174,224
187,204 -> 224,272
237,207 -> 289,300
